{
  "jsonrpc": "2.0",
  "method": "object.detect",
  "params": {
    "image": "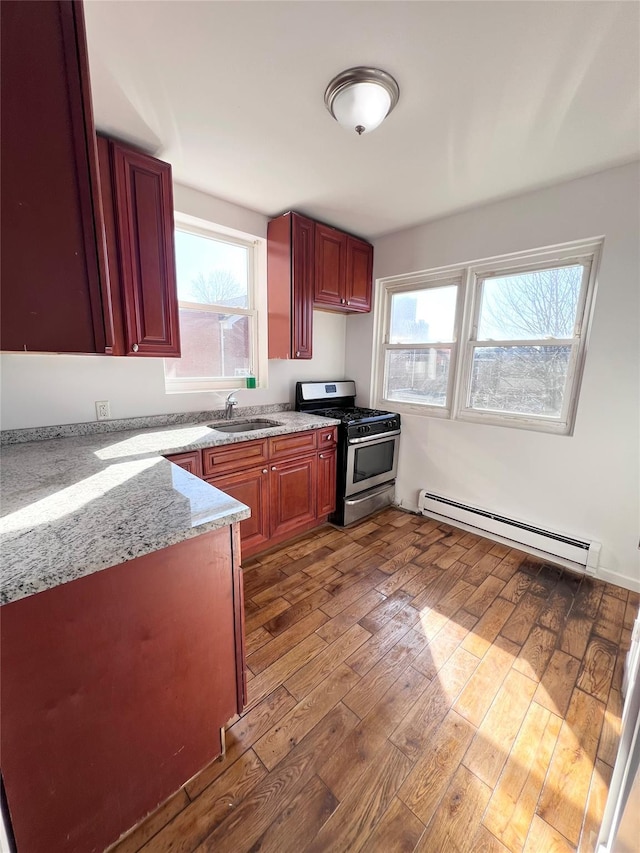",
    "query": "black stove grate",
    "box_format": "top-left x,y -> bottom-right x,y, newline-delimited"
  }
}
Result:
311,406 -> 394,424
